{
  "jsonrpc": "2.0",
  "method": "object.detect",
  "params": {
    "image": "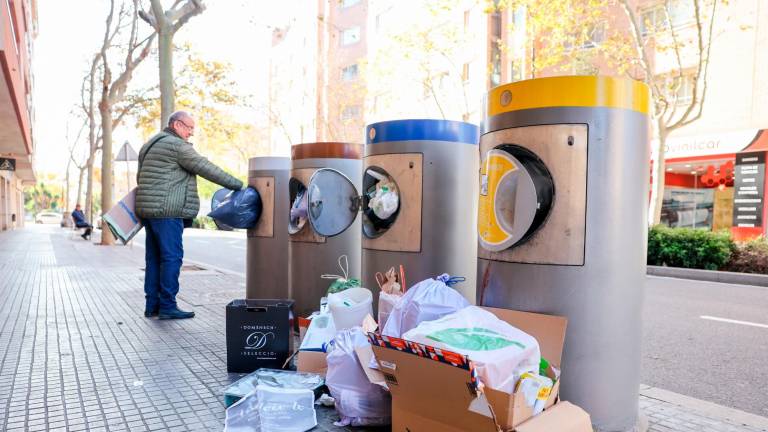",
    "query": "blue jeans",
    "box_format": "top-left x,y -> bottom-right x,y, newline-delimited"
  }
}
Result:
143,218 -> 184,311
